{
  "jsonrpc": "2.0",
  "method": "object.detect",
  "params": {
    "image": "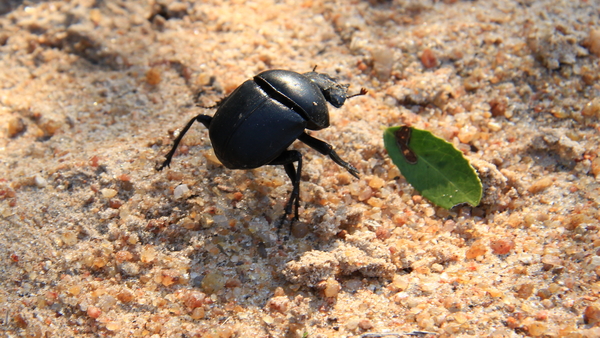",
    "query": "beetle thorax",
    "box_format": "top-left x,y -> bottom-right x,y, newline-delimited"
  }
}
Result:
254,70 -> 331,130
